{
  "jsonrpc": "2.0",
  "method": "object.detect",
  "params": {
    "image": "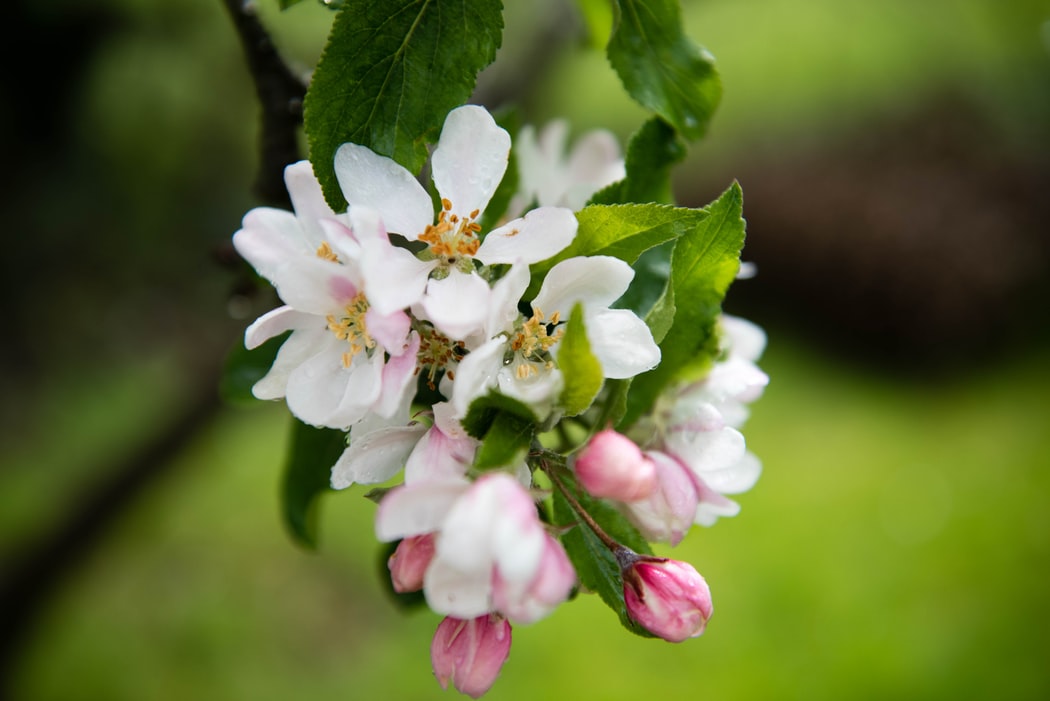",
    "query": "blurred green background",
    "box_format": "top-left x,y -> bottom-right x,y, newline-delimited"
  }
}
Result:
3,0 -> 1049,699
